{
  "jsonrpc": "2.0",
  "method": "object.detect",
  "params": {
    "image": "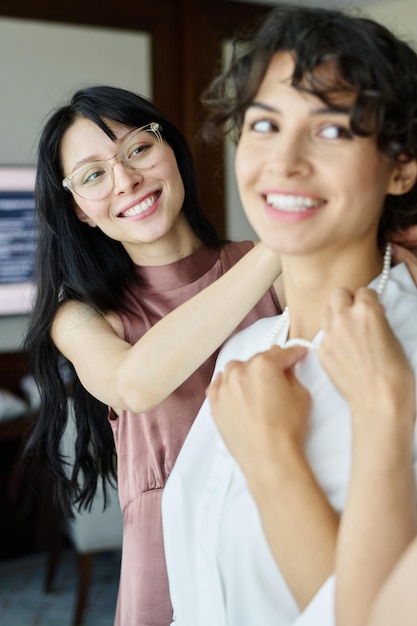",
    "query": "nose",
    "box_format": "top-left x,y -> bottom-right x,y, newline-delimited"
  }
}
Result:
266,131 -> 311,178
112,160 -> 144,194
